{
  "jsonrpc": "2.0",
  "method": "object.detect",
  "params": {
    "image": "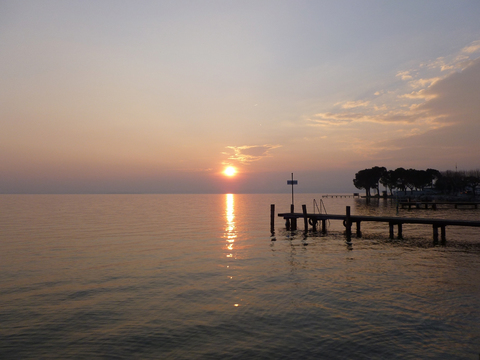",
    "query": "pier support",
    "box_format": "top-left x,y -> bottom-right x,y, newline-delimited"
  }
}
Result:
321,219 -> 326,234
356,221 -> 362,237
389,222 -> 394,239
270,204 -> 275,234
290,204 -> 297,230
433,225 -> 439,243
345,206 -> 352,242
398,223 -> 403,239
302,204 -> 308,231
